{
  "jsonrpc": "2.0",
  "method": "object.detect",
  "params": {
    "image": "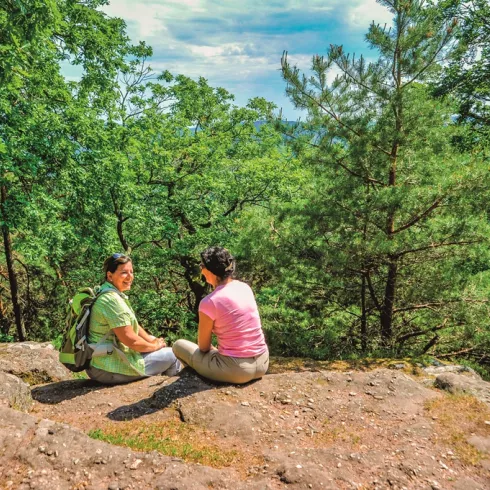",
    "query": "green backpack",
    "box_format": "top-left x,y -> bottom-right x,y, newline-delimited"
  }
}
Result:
59,287 -> 114,372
